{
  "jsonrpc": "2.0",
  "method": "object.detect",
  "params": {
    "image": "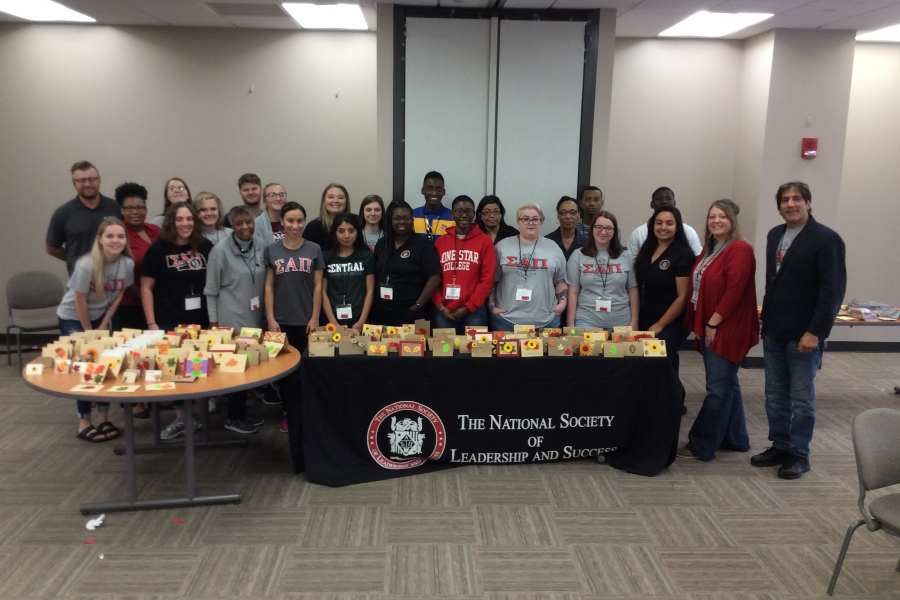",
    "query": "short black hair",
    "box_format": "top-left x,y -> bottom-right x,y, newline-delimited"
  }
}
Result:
775,181 -> 811,206
580,185 -> 602,198
651,186 -> 674,200
228,205 -> 252,222
423,171 -> 444,184
329,213 -> 366,252
281,201 -> 306,221
451,194 -> 474,209
115,182 -> 148,205
556,196 -> 577,211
